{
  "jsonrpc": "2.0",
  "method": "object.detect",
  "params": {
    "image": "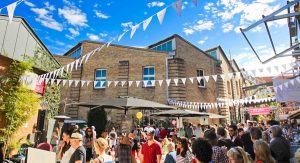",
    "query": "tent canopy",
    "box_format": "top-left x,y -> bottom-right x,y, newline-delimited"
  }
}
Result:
150,109 -> 209,117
